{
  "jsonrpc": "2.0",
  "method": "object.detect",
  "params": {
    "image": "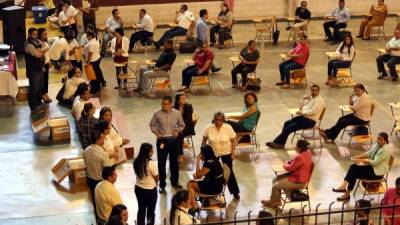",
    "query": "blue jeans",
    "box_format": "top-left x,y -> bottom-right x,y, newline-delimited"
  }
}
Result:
273,116 -> 316,145
279,60 -> 304,84
181,65 -> 208,87
328,60 -> 352,77
156,27 -> 187,47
